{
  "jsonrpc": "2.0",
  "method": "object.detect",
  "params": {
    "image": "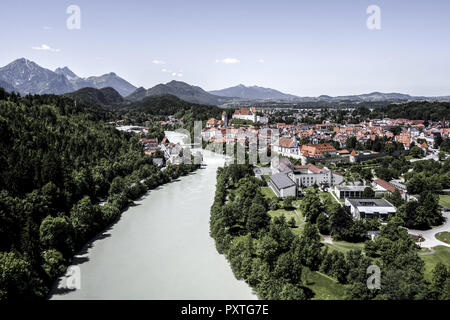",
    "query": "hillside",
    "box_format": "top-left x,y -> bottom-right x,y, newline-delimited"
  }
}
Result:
119,94 -> 223,133
64,87 -> 124,106
0,80 -> 16,93
210,84 -> 298,100
126,80 -> 229,106
0,91 -> 153,299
